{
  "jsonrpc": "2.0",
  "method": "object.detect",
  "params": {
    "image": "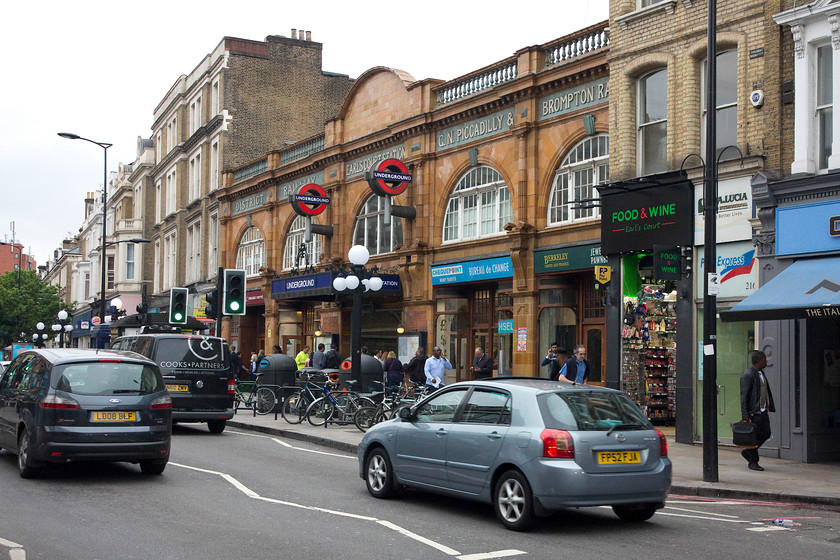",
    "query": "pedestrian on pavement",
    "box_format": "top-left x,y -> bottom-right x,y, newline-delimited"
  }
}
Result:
471,347 -> 493,379
405,347 -> 427,385
424,346 -> 451,392
740,350 -> 775,471
541,342 -> 566,381
383,351 -> 404,391
249,351 -> 259,381
312,343 -> 327,369
325,346 -> 342,369
231,351 -> 246,380
295,345 -> 310,370
373,349 -> 384,367
272,344 -> 284,354
558,344 -> 588,384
